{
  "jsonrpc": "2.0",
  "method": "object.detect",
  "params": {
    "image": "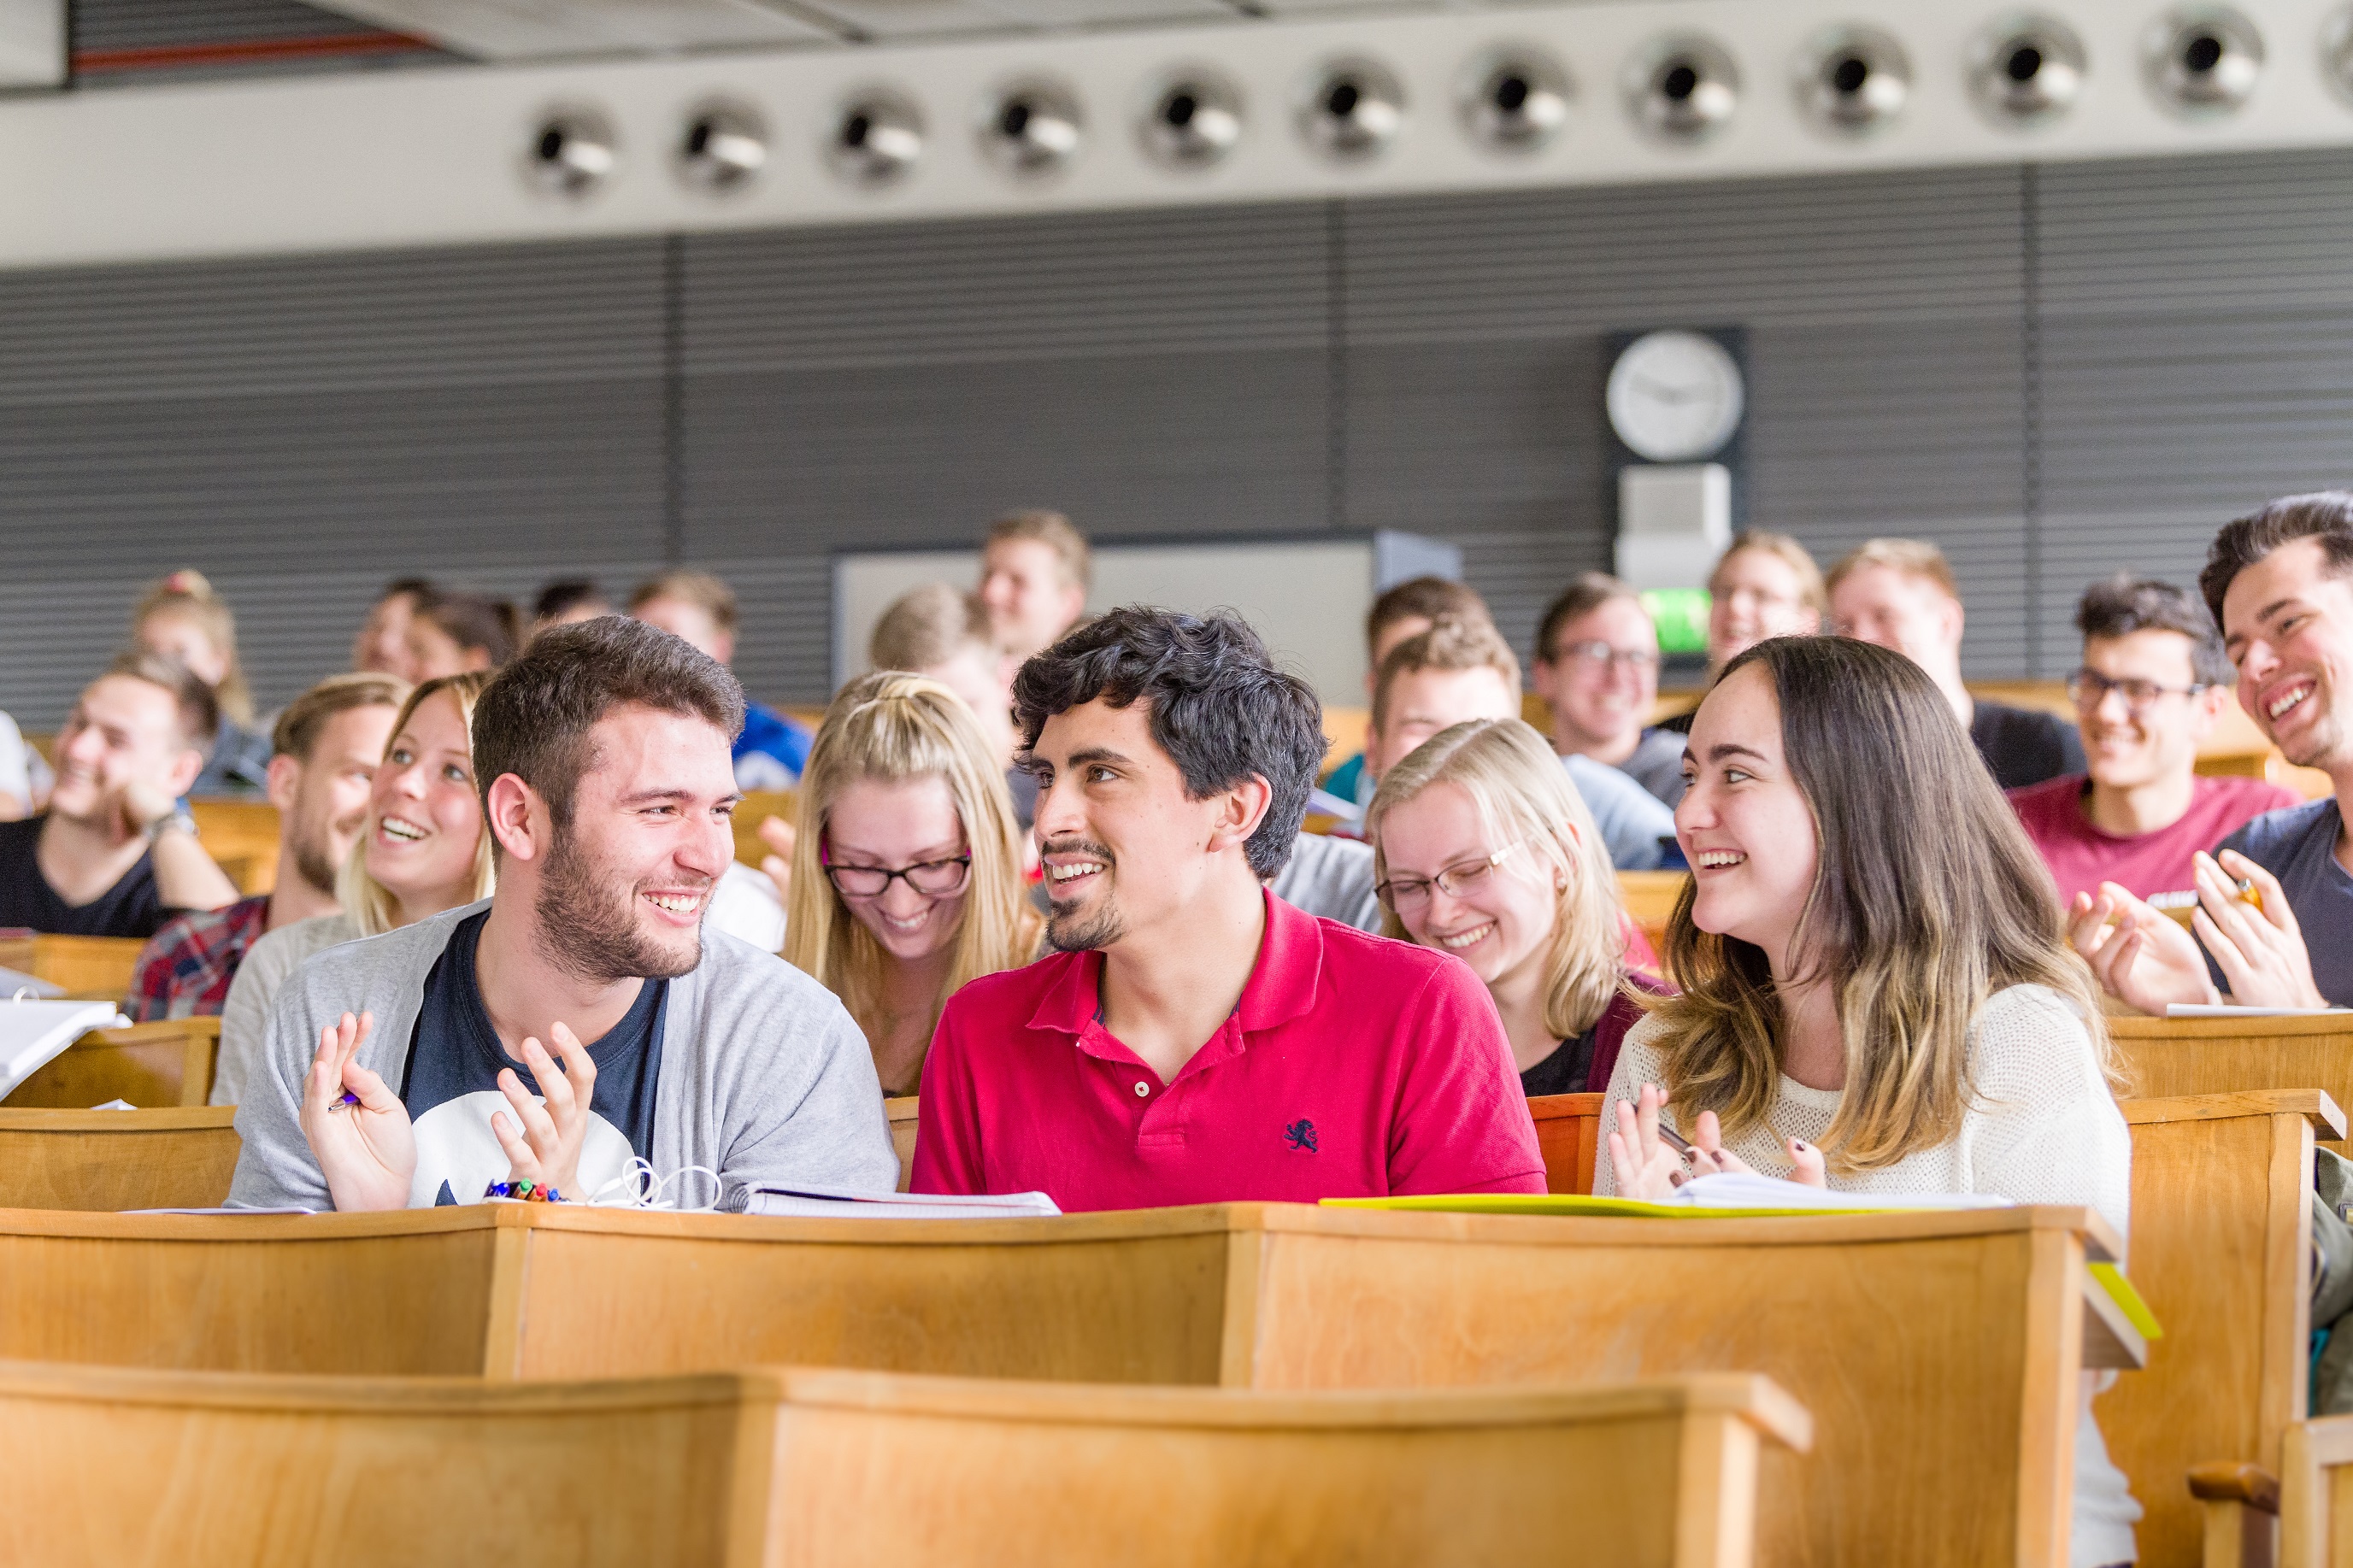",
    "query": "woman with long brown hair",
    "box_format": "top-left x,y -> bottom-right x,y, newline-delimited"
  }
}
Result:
1599,634 -> 2139,1566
